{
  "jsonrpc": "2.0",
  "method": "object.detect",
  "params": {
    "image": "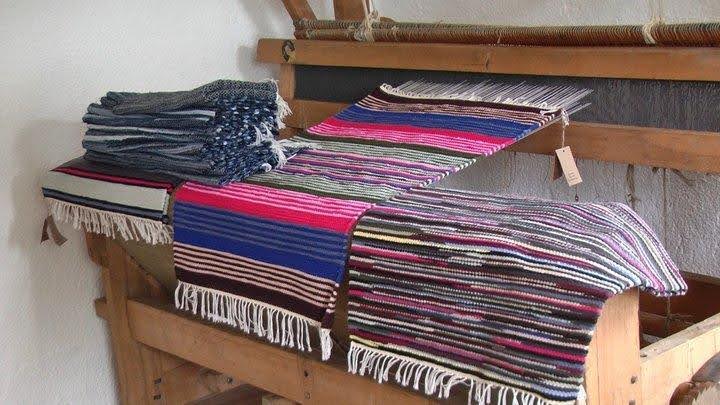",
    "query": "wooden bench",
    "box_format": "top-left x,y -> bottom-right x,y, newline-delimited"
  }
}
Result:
88,232 -> 720,405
